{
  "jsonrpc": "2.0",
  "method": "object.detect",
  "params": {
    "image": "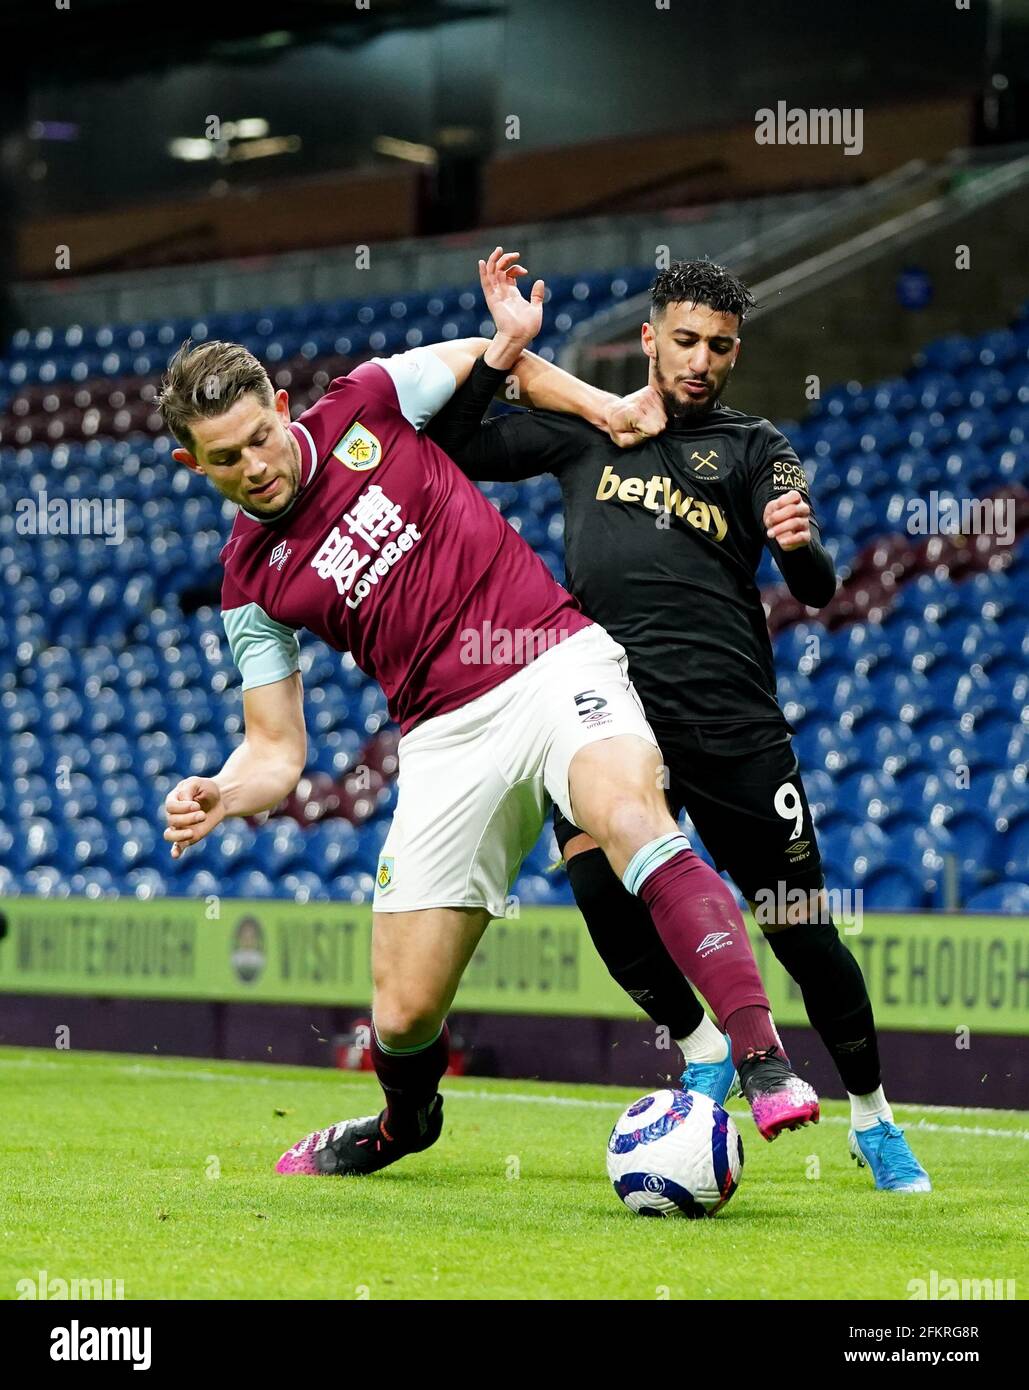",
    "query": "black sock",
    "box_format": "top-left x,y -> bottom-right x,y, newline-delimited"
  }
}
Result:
371,1022 -> 448,1142
765,918 -> 882,1095
566,848 -> 705,1039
